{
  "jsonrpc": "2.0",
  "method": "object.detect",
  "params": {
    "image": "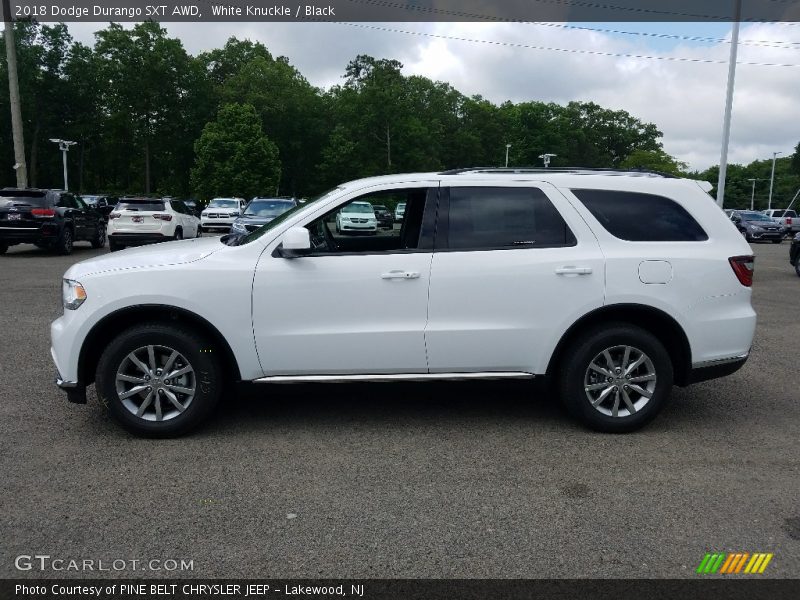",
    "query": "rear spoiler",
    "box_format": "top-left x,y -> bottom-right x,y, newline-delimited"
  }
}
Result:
695,181 -> 714,193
